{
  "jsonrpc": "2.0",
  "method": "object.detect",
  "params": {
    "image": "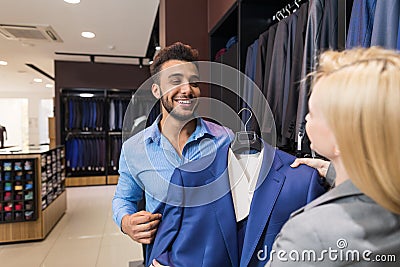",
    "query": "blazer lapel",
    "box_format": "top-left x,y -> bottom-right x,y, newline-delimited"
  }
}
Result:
240,147 -> 285,267
208,144 -> 239,266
